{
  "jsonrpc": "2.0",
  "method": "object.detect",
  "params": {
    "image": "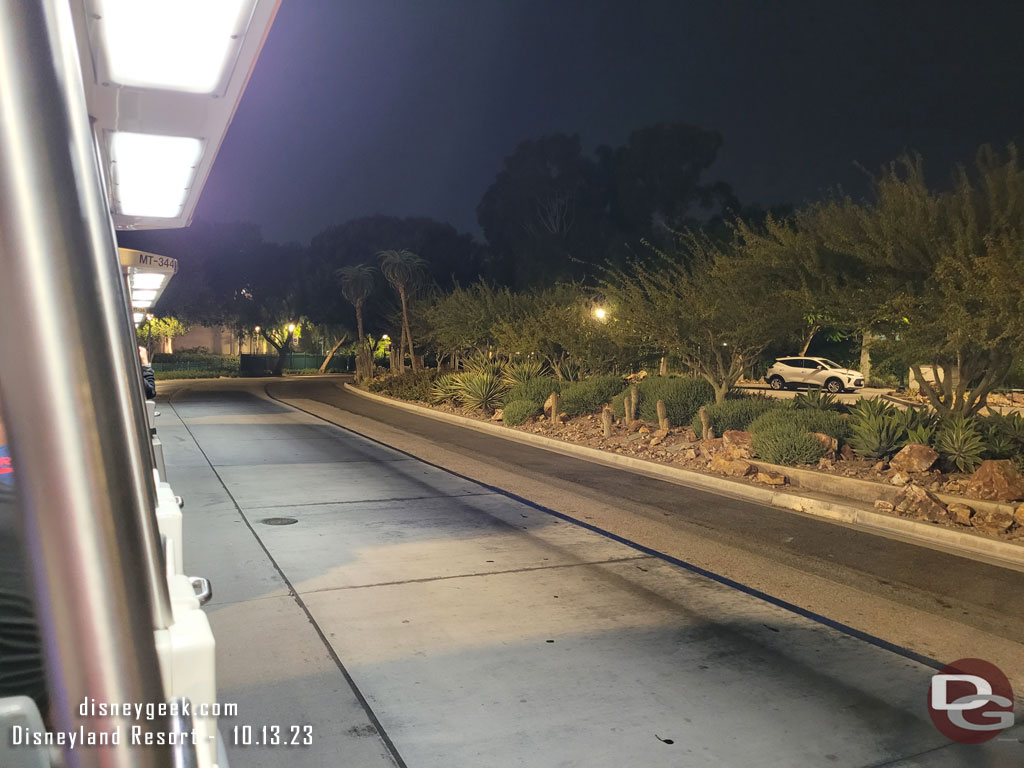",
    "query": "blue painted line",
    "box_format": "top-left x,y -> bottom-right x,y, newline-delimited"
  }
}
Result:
268,385 -> 947,672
